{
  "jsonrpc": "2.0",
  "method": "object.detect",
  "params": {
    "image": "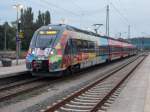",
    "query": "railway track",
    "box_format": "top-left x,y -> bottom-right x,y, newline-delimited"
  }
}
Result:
0,56 -> 134,102
0,77 -> 41,91
44,54 -> 147,112
0,54 -> 145,105
0,72 -> 31,86
0,76 -> 59,102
